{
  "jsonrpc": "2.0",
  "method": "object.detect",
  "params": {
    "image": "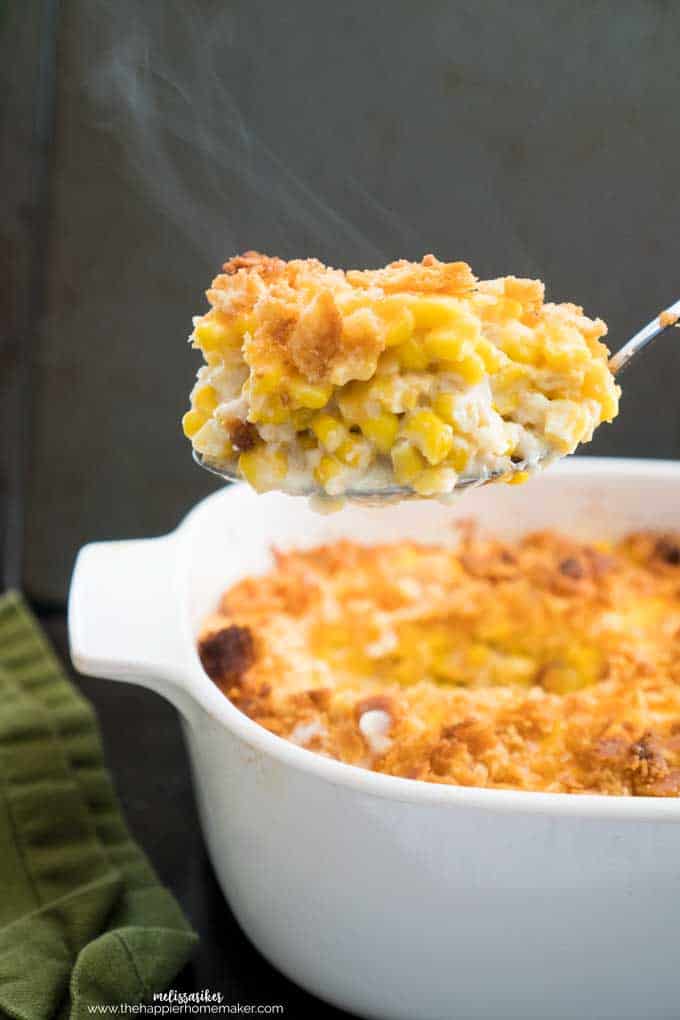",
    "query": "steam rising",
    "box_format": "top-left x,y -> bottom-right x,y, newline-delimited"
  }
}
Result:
81,1 -> 396,267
